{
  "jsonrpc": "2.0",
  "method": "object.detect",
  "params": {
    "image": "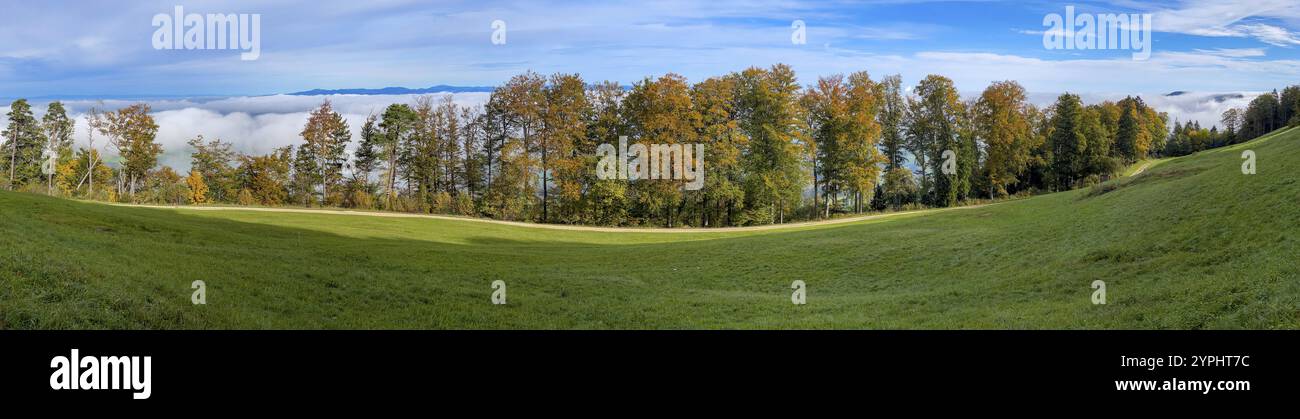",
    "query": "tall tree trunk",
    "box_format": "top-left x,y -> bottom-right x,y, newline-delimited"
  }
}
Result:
541,147 -> 548,223
320,159 -> 328,207
7,127 -> 15,190
825,192 -> 831,218
812,159 -> 819,220
701,196 -> 708,227
386,149 -> 398,210
87,144 -> 97,199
